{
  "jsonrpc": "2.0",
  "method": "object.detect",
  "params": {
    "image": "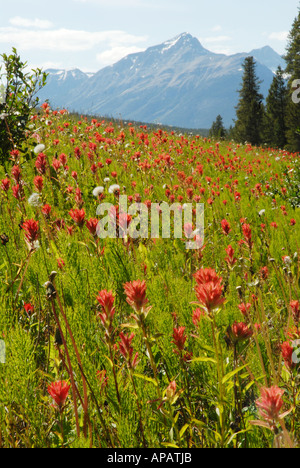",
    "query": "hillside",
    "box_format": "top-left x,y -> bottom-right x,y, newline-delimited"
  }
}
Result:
37,33 -> 285,129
